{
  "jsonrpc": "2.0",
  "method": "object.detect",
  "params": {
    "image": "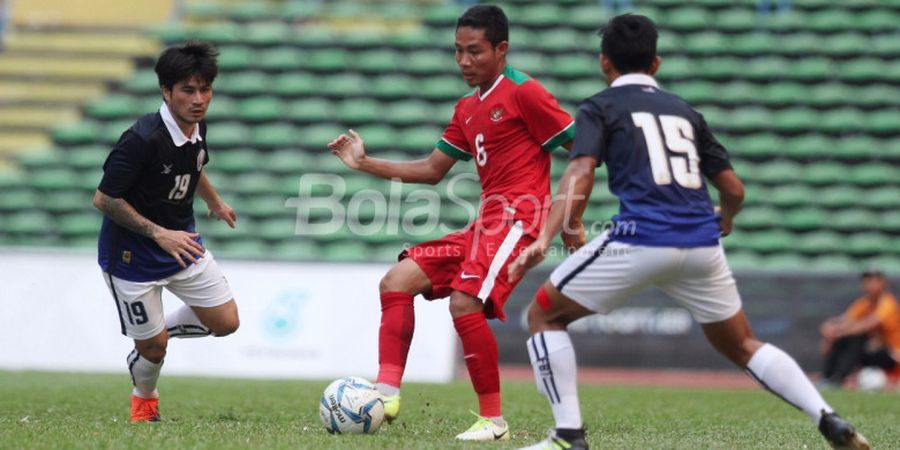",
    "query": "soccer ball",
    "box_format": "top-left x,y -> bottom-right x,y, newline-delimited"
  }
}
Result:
318,376 -> 385,434
856,367 -> 887,391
